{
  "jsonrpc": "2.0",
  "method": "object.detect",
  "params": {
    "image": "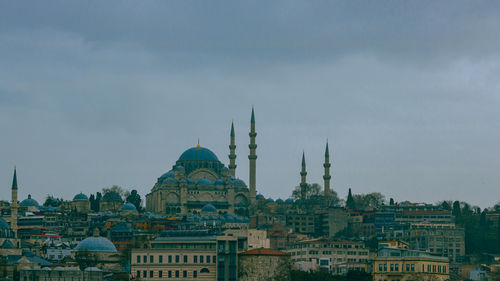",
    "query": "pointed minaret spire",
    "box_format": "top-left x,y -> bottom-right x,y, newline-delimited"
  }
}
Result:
197,139 -> 200,148
300,151 -> 308,200
228,120 -> 237,177
248,107 -> 257,205
11,166 -> 18,238
323,140 -> 331,196
12,165 -> 18,190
